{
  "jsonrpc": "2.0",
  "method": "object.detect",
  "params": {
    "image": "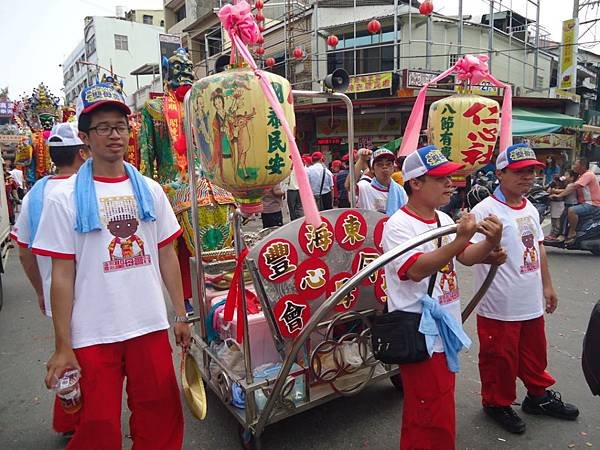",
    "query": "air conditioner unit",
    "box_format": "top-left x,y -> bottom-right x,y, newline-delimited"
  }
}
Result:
514,86 -> 523,96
